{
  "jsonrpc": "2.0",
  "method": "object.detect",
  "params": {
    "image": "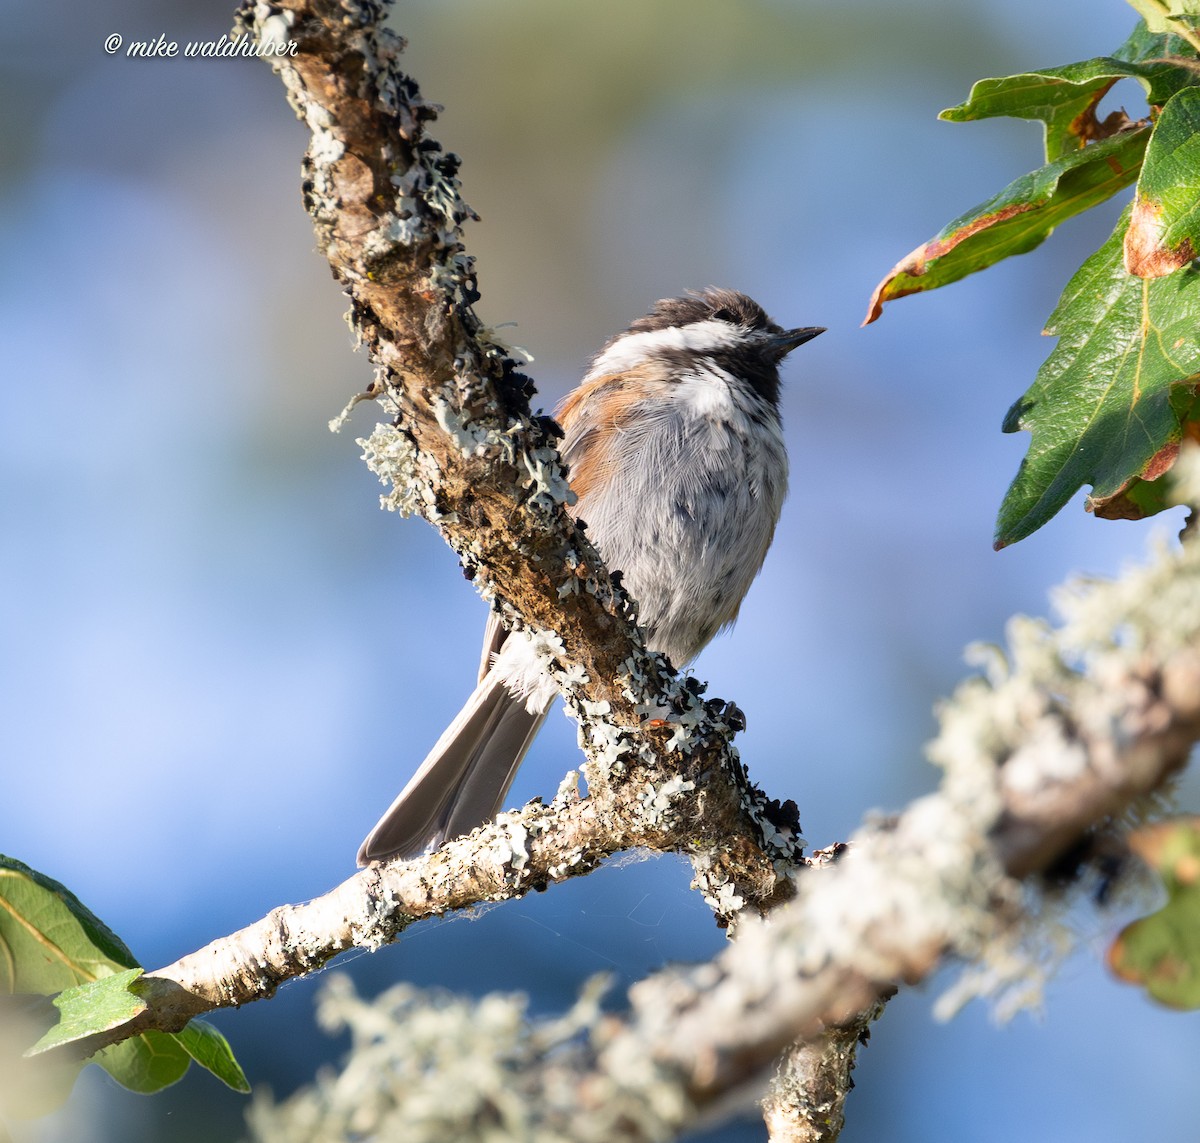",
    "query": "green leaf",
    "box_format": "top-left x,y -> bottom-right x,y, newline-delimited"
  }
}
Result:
864,127 -> 1149,324
0,857 -> 145,1120
0,855 -> 138,994
94,1029 -> 193,1095
1115,15 -> 1197,63
176,1020 -> 251,1094
1076,385 -> 1200,520
27,969 -> 148,1055
0,857 -> 250,1104
32,980 -> 247,1094
995,204 -> 1200,546
941,68 -> 1118,164
1126,86 -> 1200,276
1109,817 -> 1200,1008
941,24 -> 1191,161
